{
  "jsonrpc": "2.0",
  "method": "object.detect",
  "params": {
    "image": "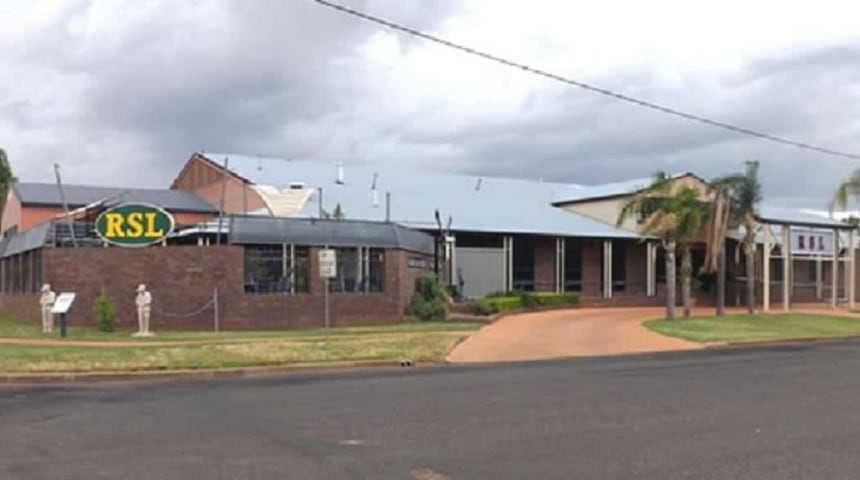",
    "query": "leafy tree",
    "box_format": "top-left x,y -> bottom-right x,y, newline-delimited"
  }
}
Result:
712,161 -> 762,314
406,274 -> 447,321
93,288 -> 117,333
617,172 -> 706,320
332,203 -> 345,220
0,148 -> 16,215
